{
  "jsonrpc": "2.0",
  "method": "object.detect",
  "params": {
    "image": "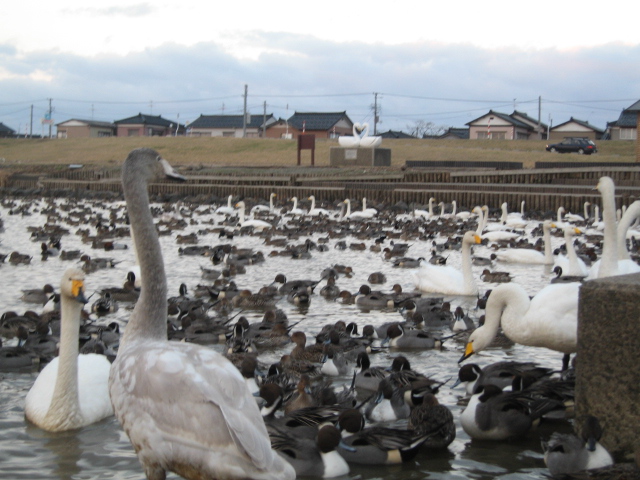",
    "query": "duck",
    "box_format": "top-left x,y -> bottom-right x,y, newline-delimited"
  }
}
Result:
363,377 -> 411,423
480,268 -> 513,283
461,281 -> 580,371
335,408 -> 429,465
108,148 -> 295,480
382,323 -> 442,350
269,424 -> 352,478
453,361 -> 551,396
413,231 -> 482,296
353,351 -> 389,392
542,415 -> 614,476
24,267 -> 113,431
407,388 -> 456,449
20,284 -> 56,305
460,384 -> 548,440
